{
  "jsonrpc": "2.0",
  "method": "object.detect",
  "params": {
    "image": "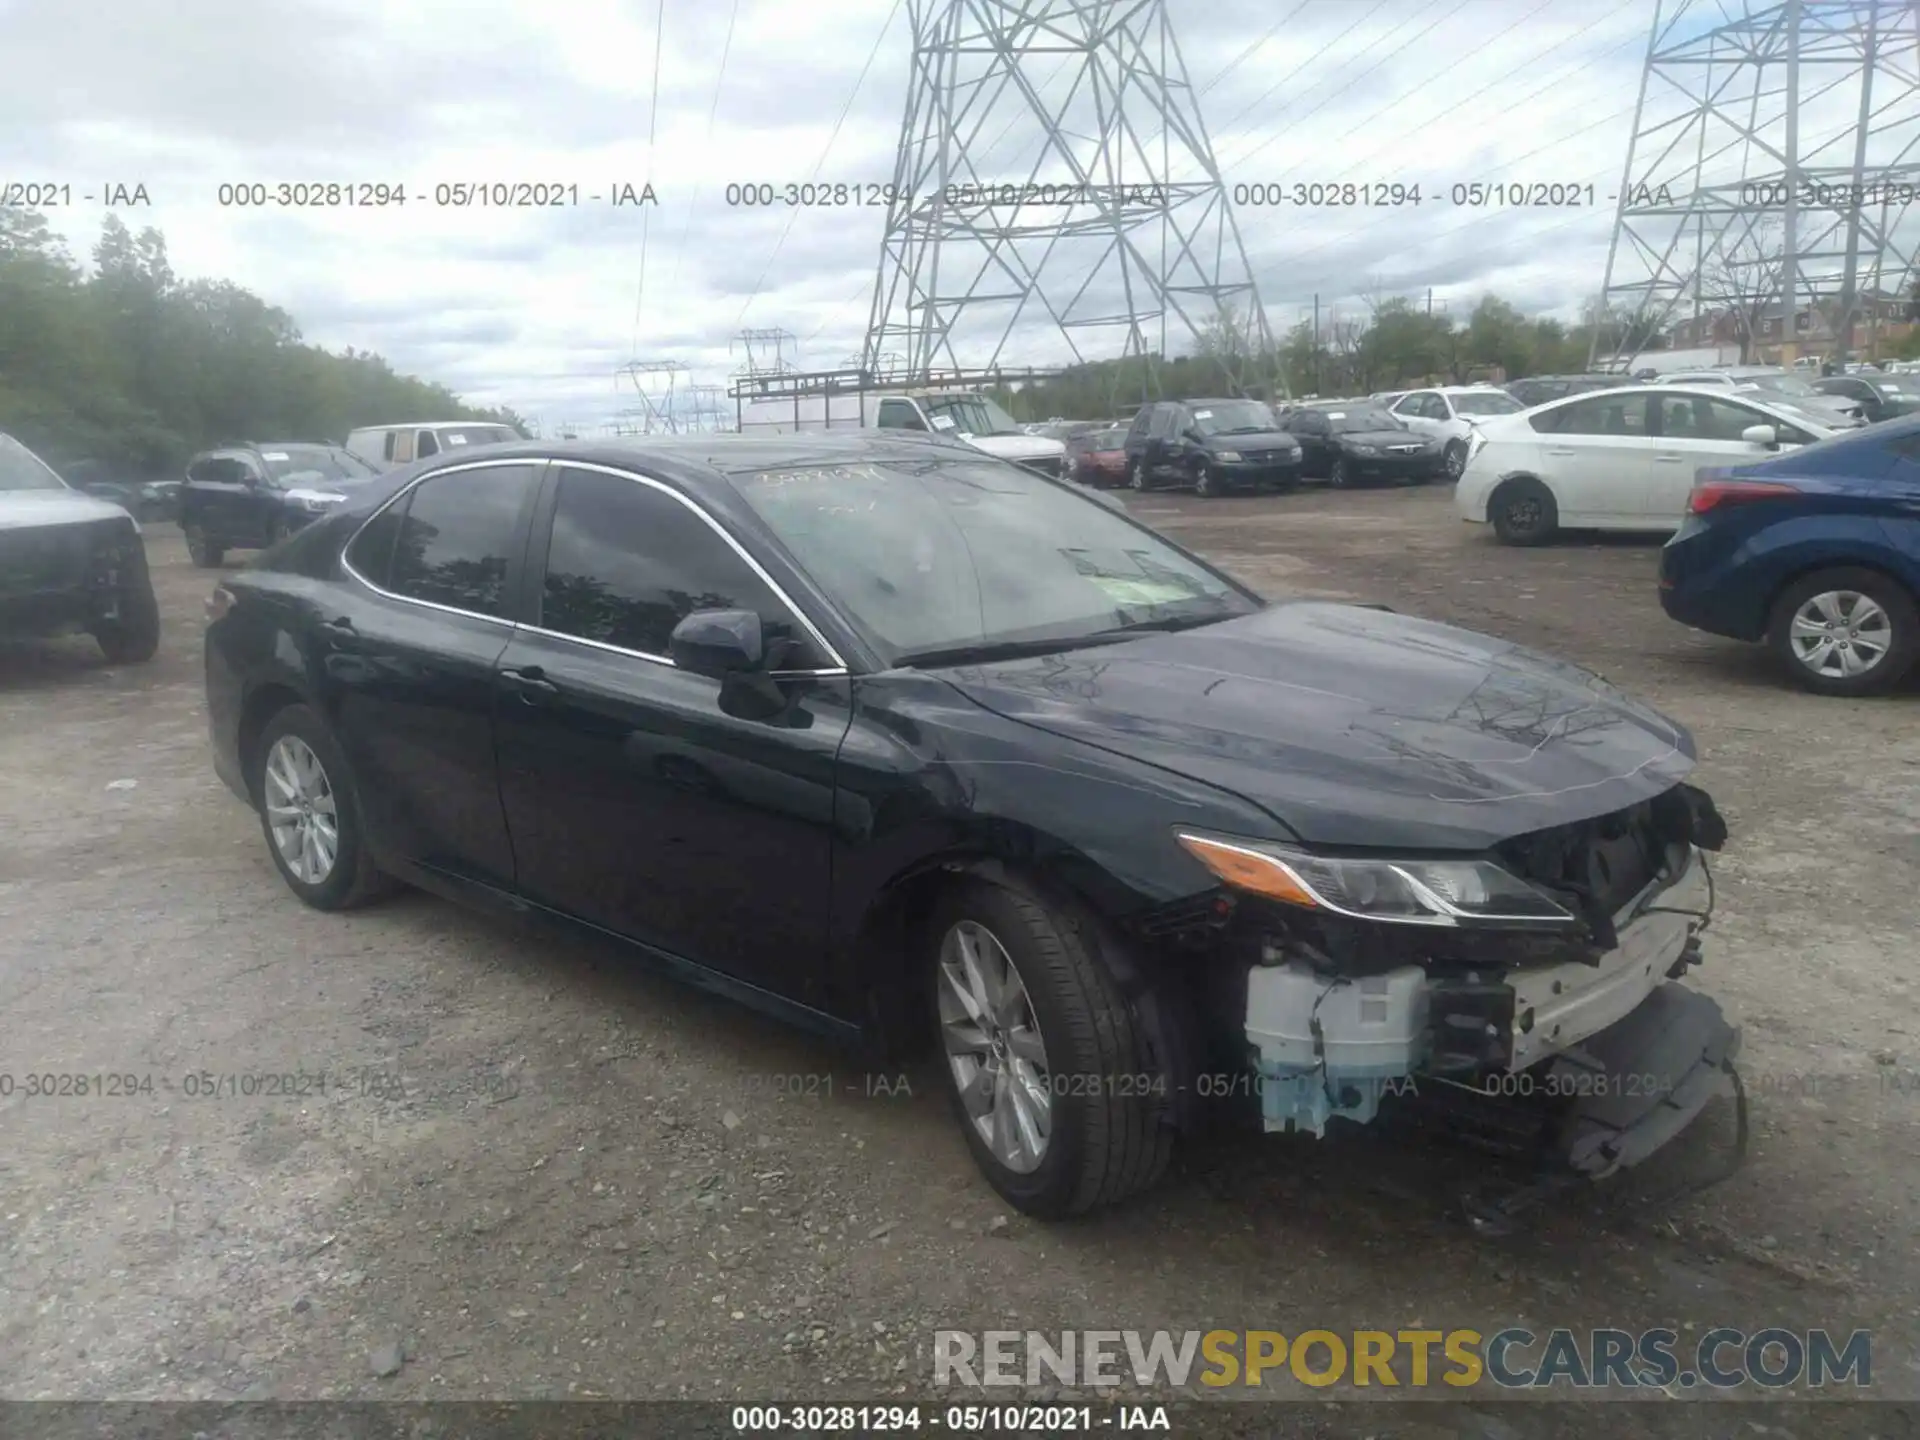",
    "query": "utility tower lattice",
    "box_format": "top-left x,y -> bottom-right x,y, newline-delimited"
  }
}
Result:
863,0 -> 1278,394
615,360 -> 687,432
732,328 -> 799,376
1593,0 -> 1920,367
